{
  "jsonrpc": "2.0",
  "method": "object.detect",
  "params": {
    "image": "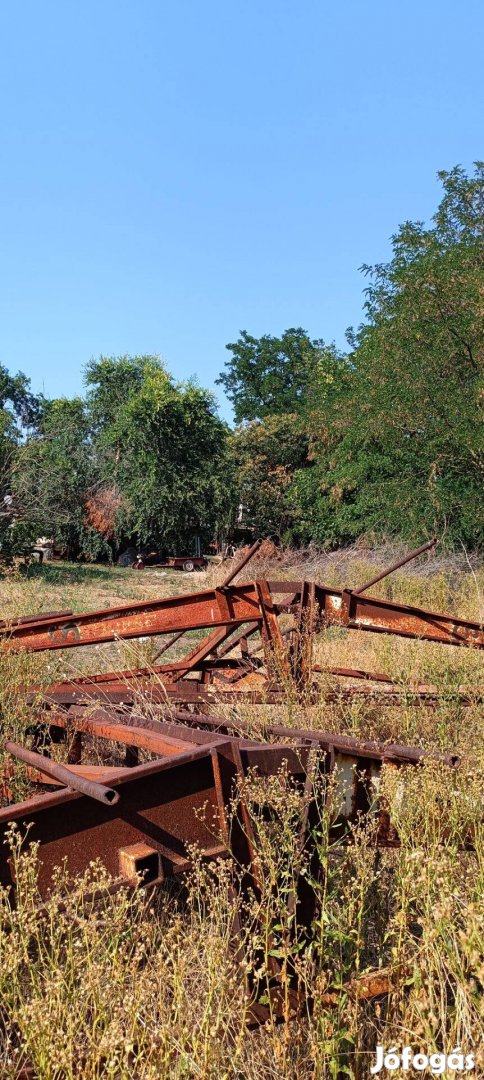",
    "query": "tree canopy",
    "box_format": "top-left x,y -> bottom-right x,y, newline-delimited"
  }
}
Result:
222,165 -> 483,549
1,163 -> 482,562
11,356 -> 234,560
86,356 -> 233,552
217,329 -> 344,423
290,164 -> 483,548
0,365 -> 42,560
